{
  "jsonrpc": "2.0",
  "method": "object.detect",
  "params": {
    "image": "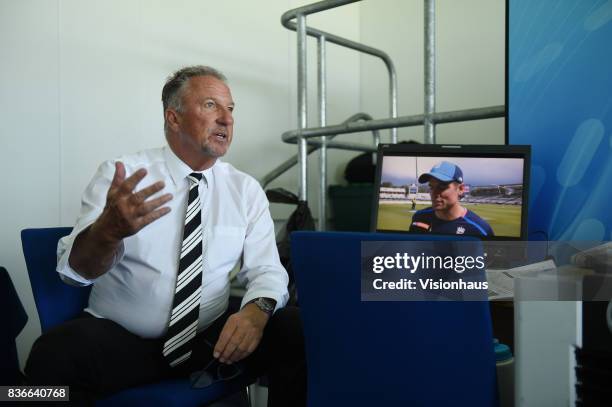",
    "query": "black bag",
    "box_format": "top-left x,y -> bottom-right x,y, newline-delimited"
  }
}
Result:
344,152 -> 376,183
344,140 -> 421,183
